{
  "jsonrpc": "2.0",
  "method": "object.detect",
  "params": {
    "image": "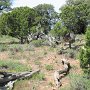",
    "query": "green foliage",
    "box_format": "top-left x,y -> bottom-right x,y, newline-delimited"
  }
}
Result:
30,40 -> 44,47
0,0 -> 11,10
34,60 -> 41,65
0,13 -> 11,35
9,44 -> 23,53
67,49 -> 76,58
45,64 -> 54,71
31,73 -> 45,81
85,0 -> 90,20
68,73 -> 90,90
50,22 -> 61,36
0,44 -> 8,52
85,27 -> 90,46
61,73 -> 90,90
34,4 -> 58,34
0,4 -> 58,43
0,60 -> 31,72
60,0 -> 89,33
8,44 -> 35,54
0,35 -> 19,44
50,21 -> 69,38
57,47 -> 65,55
67,47 -> 80,59
79,48 -> 87,68
0,7 -> 36,43
79,27 -> 90,74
